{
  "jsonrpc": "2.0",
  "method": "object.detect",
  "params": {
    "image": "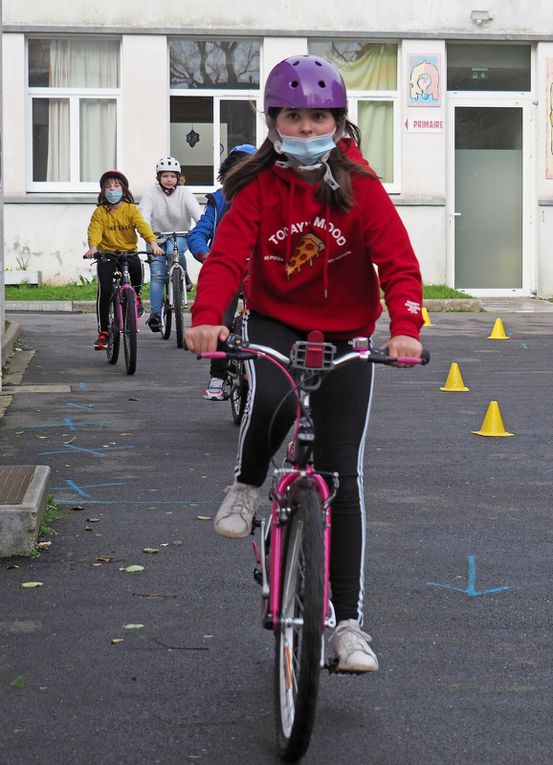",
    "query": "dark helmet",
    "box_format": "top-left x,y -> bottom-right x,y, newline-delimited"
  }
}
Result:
99,169 -> 129,188
264,55 -> 347,113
